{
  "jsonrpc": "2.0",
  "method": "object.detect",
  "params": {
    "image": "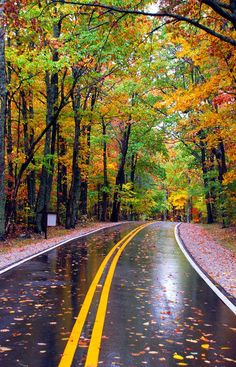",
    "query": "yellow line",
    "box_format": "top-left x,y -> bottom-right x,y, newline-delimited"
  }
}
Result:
85,222 -> 152,367
58,224 -> 147,367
